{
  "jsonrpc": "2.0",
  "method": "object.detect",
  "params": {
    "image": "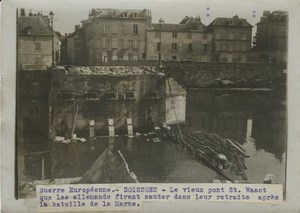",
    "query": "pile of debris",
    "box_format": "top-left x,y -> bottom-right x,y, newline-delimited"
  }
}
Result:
65,66 -> 164,76
210,78 -> 266,88
54,136 -> 86,144
158,123 -> 249,182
